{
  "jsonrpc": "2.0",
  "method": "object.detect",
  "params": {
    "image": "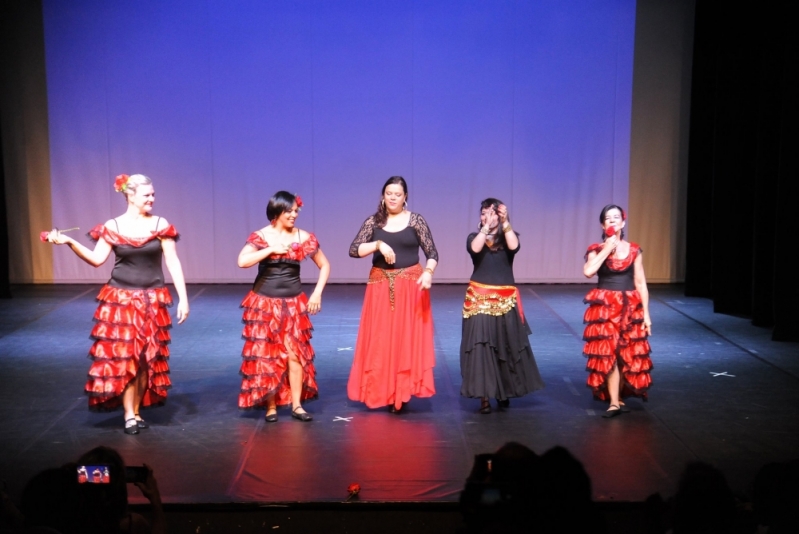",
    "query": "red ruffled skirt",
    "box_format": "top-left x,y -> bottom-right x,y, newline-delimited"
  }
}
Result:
238,291 -> 318,408
86,285 -> 173,411
582,288 -> 652,401
347,265 -> 436,409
